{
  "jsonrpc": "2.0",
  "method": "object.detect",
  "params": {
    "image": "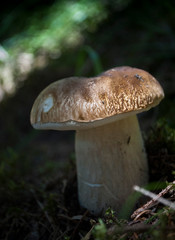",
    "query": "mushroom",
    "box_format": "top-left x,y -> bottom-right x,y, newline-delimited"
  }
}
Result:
30,66 -> 164,215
